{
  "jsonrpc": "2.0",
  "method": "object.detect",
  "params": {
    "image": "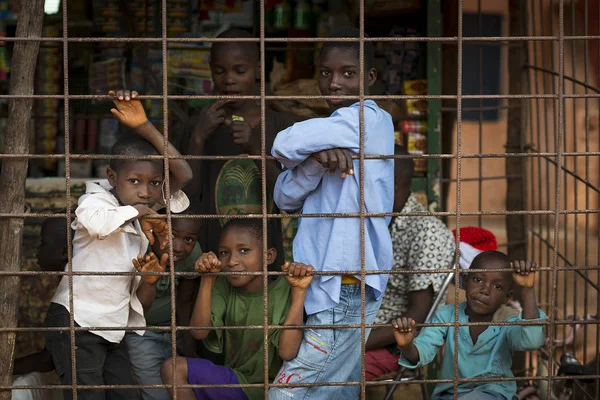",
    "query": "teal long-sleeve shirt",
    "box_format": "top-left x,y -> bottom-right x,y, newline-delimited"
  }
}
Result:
399,302 -> 547,400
